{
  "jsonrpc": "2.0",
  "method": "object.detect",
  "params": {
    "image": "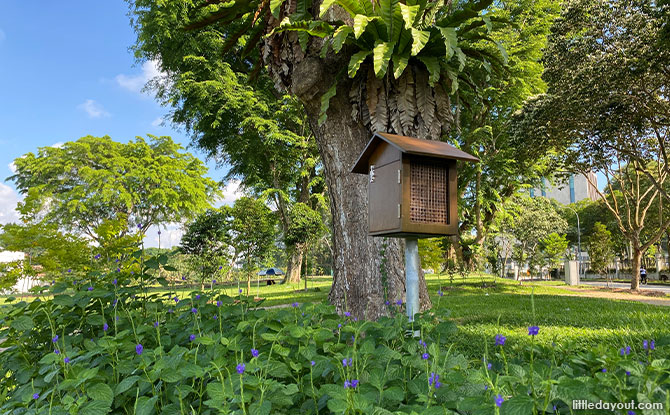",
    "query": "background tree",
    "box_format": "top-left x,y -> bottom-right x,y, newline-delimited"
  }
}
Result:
228,197 -> 277,295
506,195 -> 568,279
8,136 -> 219,259
418,238 -> 447,276
0,223 -> 91,289
539,232 -> 568,278
180,208 -> 233,289
127,0 -> 514,318
588,222 -> 615,286
512,0 -> 670,289
284,202 -> 327,285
